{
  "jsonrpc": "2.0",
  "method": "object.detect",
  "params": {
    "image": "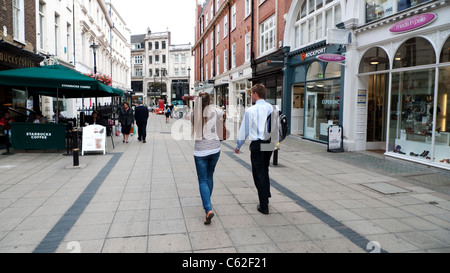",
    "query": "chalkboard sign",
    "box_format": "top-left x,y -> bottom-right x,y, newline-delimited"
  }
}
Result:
327,125 -> 344,153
